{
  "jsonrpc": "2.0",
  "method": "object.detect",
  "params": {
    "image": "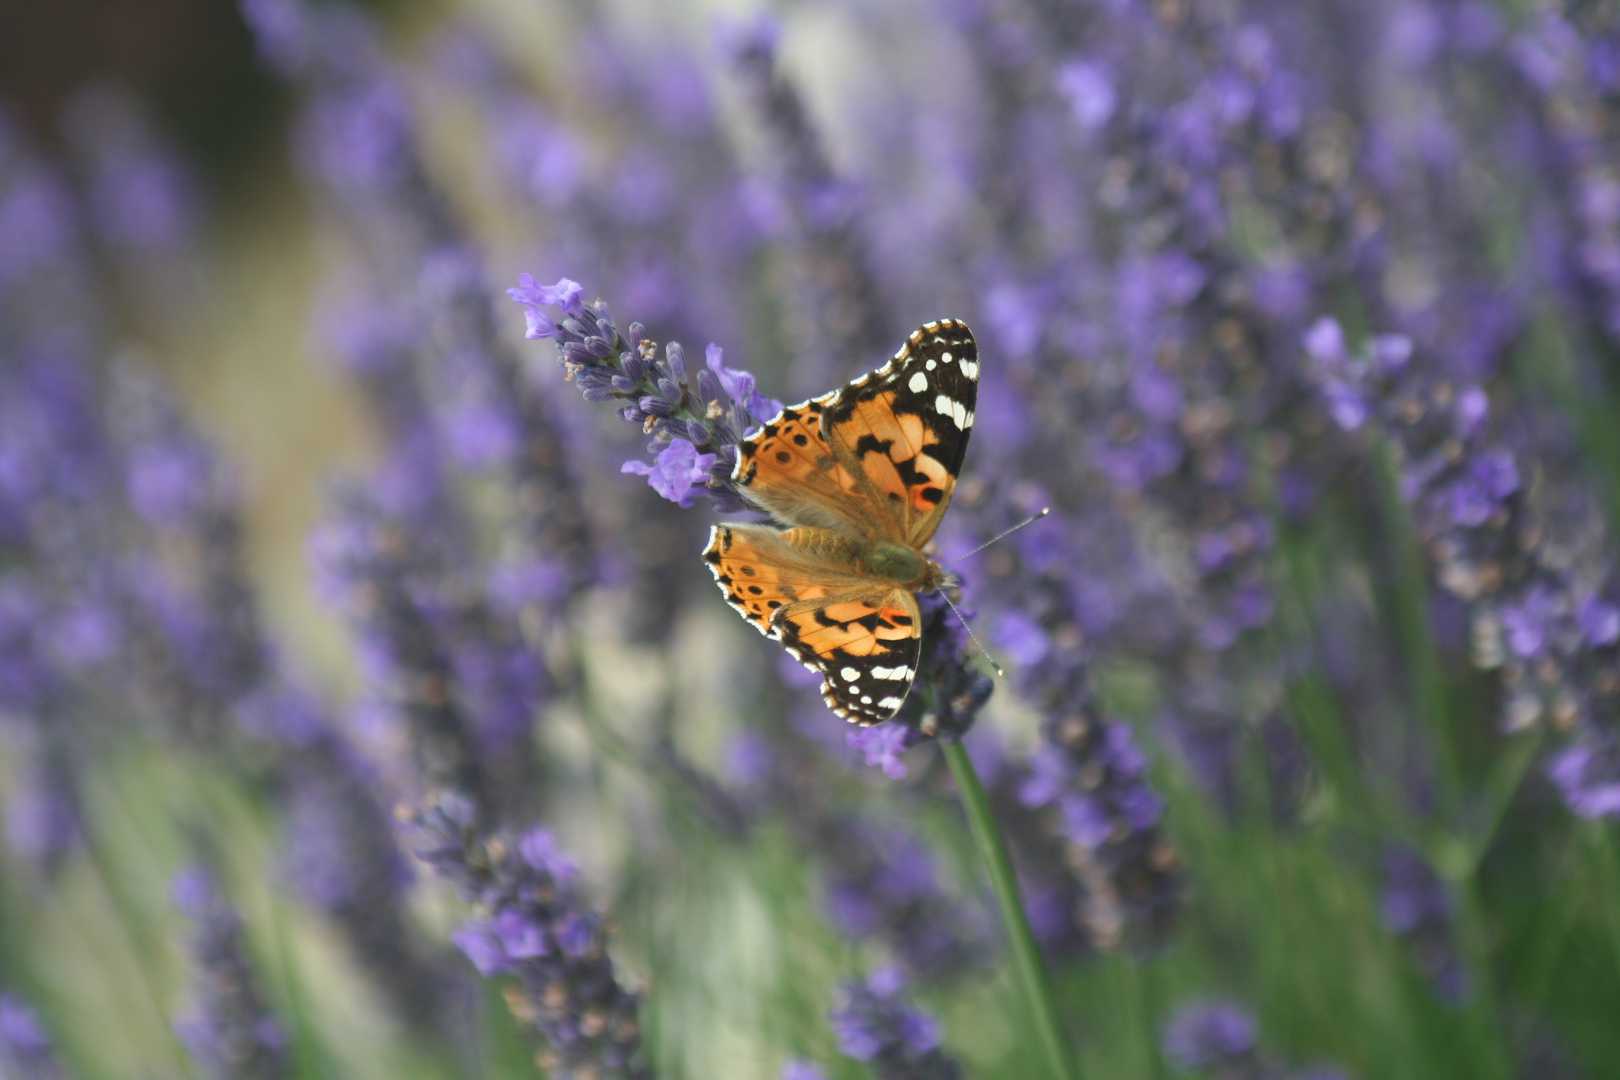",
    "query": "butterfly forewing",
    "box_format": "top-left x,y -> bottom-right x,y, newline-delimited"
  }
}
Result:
819,320 -> 978,548
731,397 -> 871,536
